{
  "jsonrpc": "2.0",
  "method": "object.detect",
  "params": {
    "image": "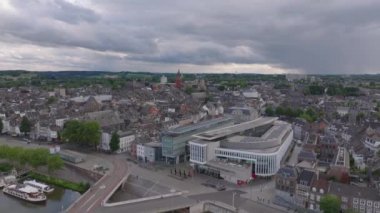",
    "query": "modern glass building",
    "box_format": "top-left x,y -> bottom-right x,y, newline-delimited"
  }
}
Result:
161,117 -> 233,164
189,117 -> 293,183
